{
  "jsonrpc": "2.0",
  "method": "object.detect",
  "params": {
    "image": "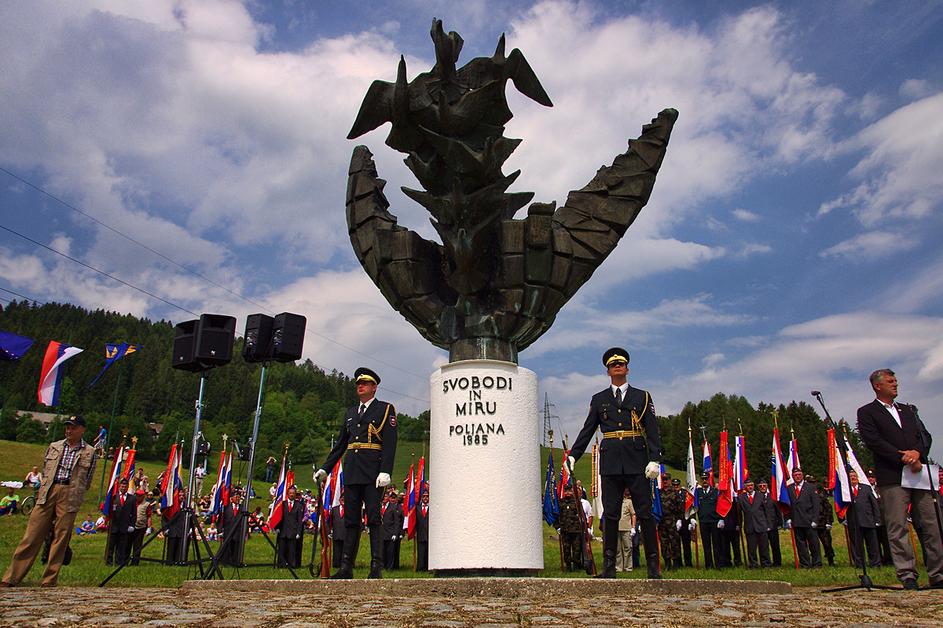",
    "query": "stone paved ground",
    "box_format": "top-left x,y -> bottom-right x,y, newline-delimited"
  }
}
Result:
1,579 -> 941,627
